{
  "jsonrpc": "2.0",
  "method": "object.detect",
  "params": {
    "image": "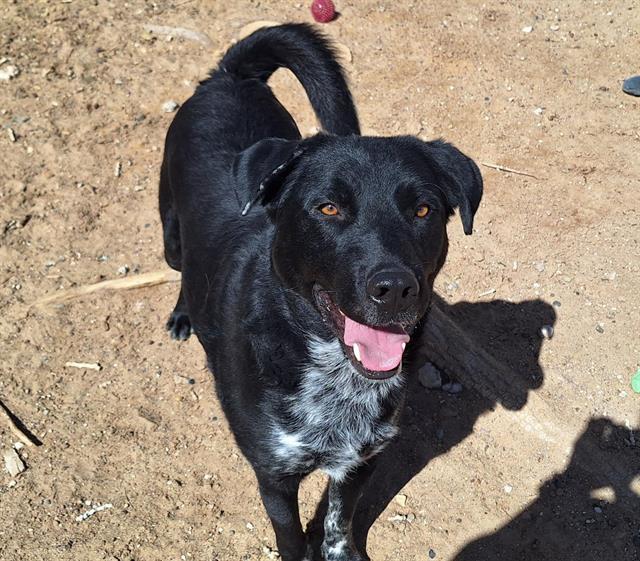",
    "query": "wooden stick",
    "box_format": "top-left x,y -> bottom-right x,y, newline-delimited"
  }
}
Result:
0,401 -> 39,447
480,162 -> 539,179
32,270 -> 181,310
